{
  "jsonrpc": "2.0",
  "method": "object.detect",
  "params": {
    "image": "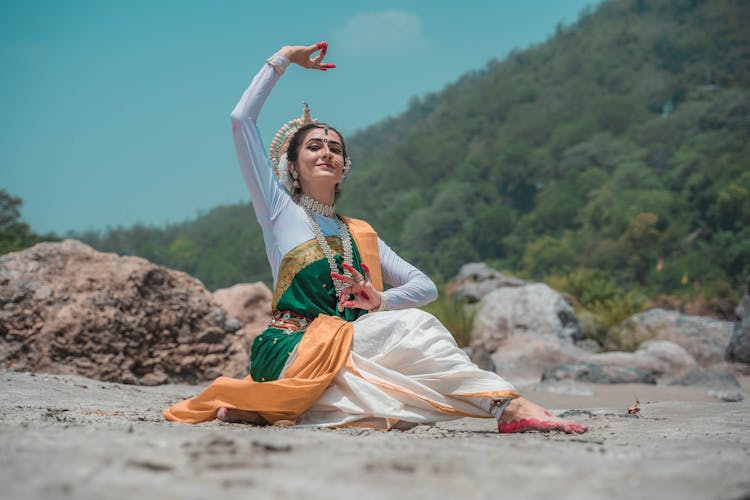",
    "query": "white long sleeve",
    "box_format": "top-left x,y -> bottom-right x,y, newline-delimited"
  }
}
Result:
230,56 -> 437,309
378,239 -> 437,309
